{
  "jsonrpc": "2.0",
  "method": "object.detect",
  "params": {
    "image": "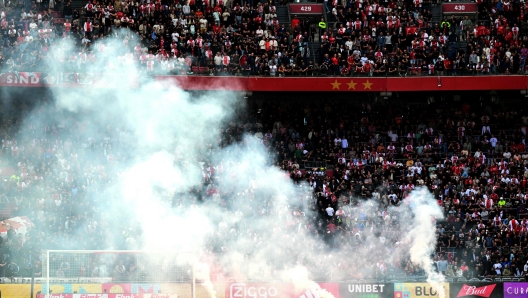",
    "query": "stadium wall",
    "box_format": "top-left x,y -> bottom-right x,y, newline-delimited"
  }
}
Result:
5,281 -> 528,298
2,72 -> 528,92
